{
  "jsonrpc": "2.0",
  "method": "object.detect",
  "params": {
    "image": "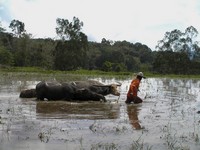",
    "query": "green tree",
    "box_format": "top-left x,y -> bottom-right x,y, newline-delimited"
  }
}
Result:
87,42 -> 102,70
135,43 -> 153,64
55,17 -> 88,70
102,61 -> 113,72
56,17 -> 83,41
53,41 -> 67,70
101,38 -> 113,45
125,56 -> 140,71
154,26 -> 200,74
183,26 -> 199,59
13,34 -> 31,66
112,63 -> 127,72
0,21 -> 13,51
0,46 -> 14,66
9,19 -> 26,37
24,38 -> 55,68
156,26 -> 199,59
156,29 -> 183,52
153,51 -> 190,74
